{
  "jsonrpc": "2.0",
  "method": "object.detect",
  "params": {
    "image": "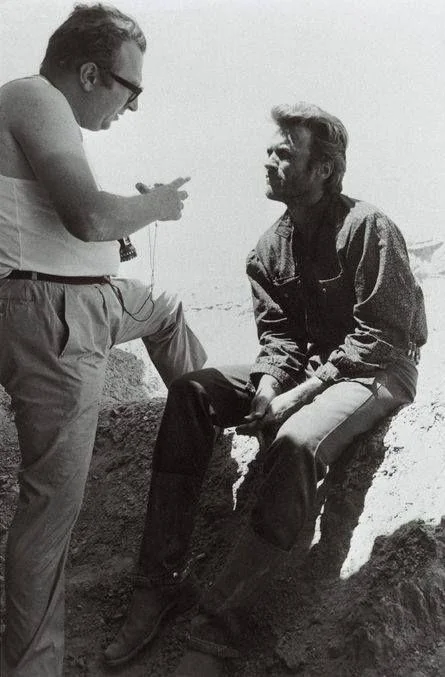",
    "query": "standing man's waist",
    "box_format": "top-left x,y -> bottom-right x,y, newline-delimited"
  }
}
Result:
6,270 -> 111,285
